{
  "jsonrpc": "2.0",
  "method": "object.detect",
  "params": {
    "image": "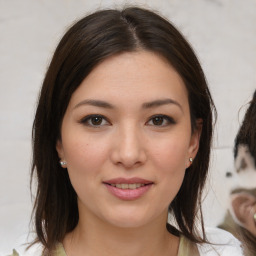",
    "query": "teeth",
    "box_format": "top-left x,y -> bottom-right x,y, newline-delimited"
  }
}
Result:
129,184 -> 136,189
121,184 -> 128,189
110,183 -> 145,189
